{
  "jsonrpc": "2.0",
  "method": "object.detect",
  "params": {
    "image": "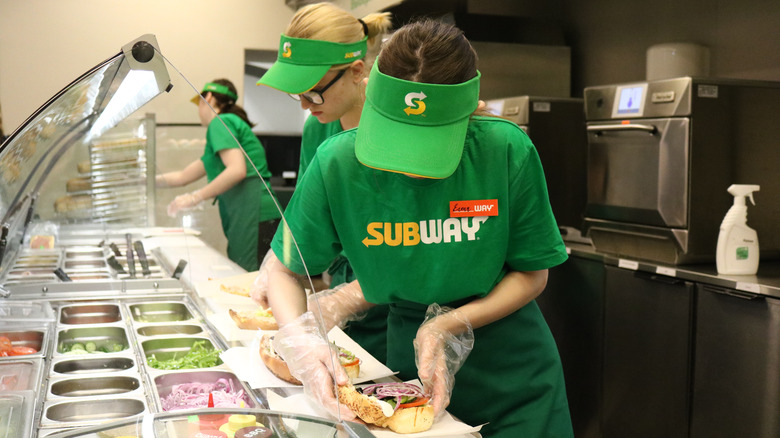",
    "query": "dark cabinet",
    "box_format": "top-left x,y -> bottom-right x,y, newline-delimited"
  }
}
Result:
690,284 -> 780,437
539,256 -> 605,438
602,266 -> 694,438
